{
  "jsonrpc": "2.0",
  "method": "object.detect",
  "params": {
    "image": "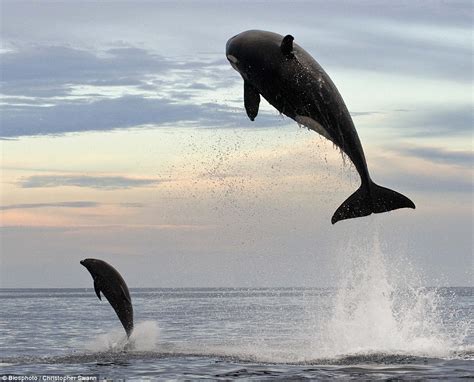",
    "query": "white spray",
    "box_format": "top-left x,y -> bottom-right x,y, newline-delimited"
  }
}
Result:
86,321 -> 160,353
317,233 -> 465,359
